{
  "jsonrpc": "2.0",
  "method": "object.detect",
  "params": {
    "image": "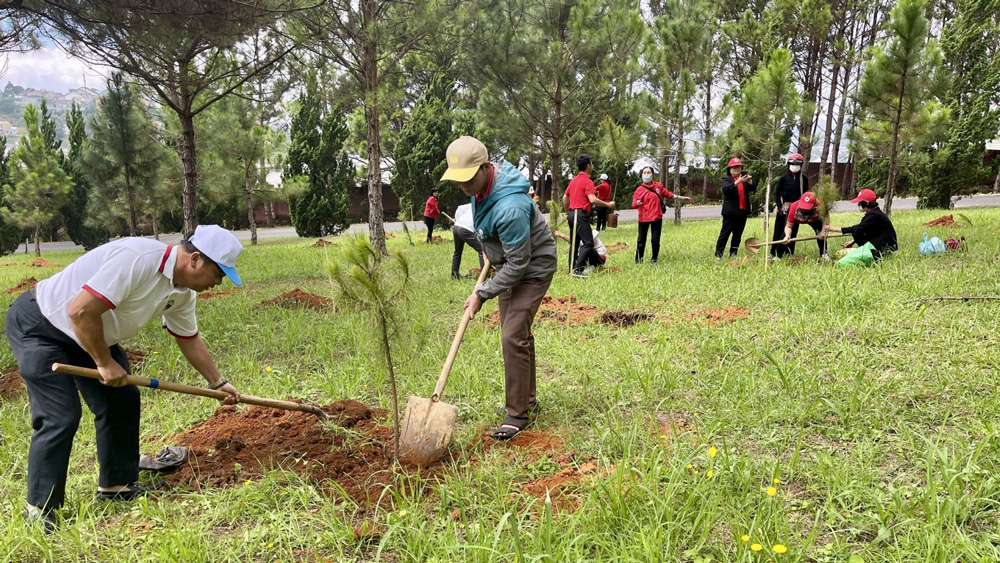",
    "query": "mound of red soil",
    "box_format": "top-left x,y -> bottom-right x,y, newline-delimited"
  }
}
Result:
256,289 -> 332,311
28,258 -> 60,268
426,235 -> 445,243
520,461 -> 601,512
600,310 -> 655,327
537,295 -> 601,325
312,239 -> 336,248
6,277 -> 37,294
167,400 -> 408,506
605,242 -> 630,254
125,348 -> 146,369
198,289 -> 238,300
0,366 -> 24,400
689,306 -> 750,326
925,215 -> 960,227
475,429 -> 566,457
